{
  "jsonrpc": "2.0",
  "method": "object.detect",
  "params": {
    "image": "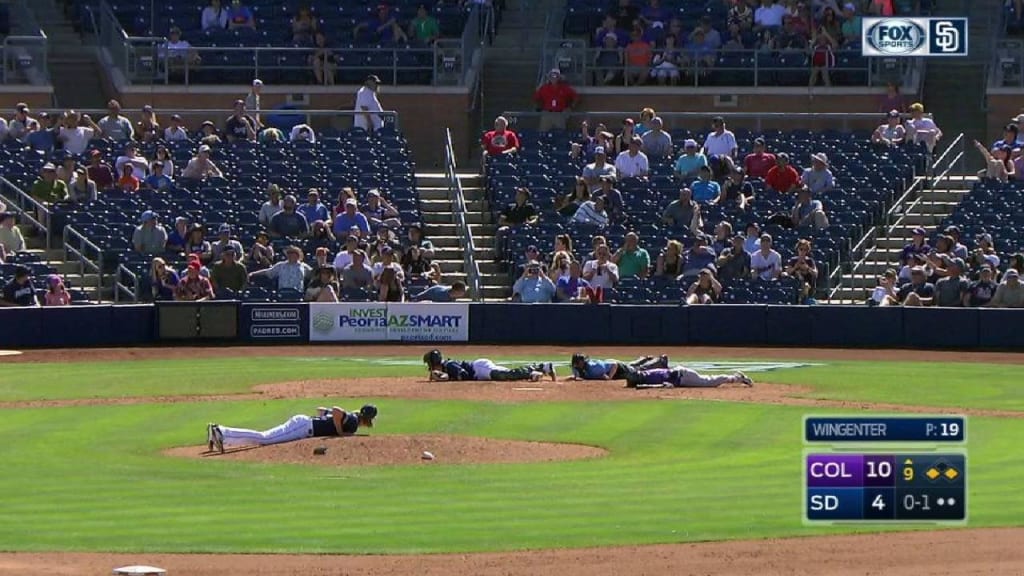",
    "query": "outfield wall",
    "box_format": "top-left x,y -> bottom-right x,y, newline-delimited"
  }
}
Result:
1,303 -> 1023,350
